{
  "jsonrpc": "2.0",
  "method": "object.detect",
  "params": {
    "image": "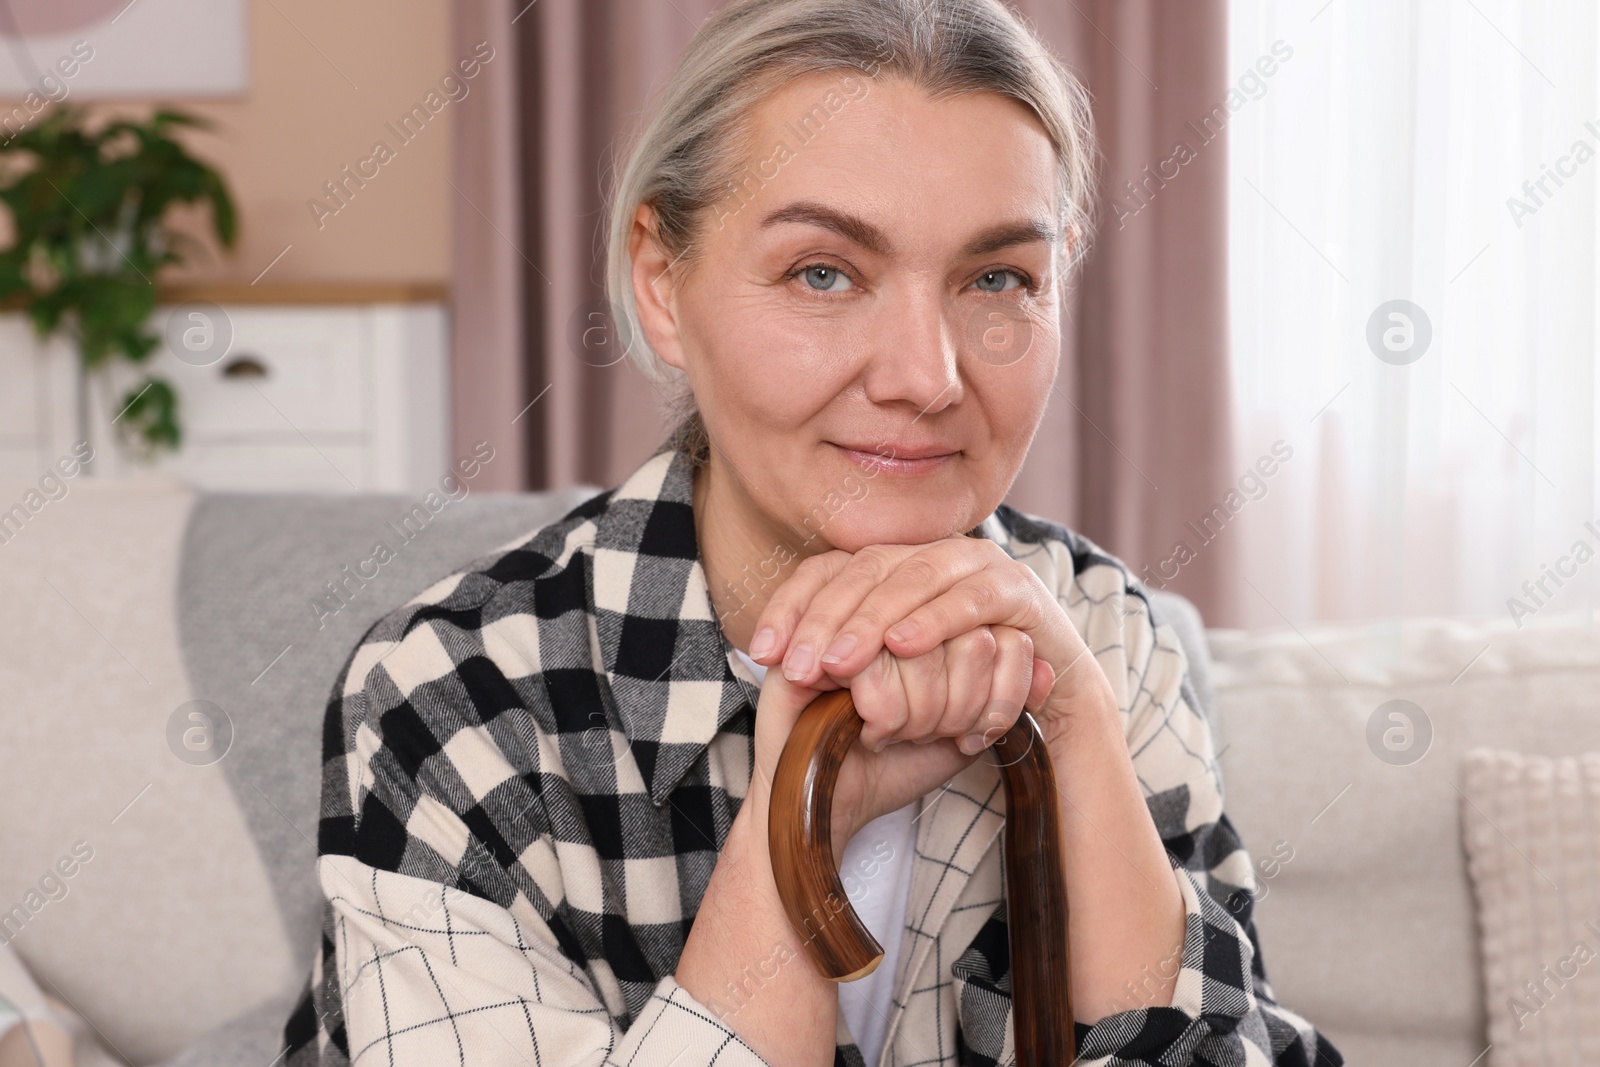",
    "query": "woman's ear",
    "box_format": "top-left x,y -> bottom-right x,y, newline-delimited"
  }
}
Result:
629,203 -> 690,373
